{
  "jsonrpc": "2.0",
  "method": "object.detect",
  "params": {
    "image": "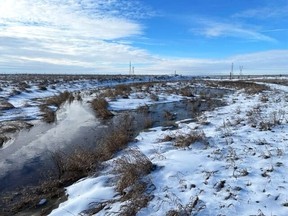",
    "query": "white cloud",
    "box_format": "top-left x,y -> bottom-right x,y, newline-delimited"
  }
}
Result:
0,0 -> 142,40
0,0 -> 154,73
233,5 -> 288,19
0,1 -> 286,76
133,50 -> 288,76
191,19 -> 276,43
